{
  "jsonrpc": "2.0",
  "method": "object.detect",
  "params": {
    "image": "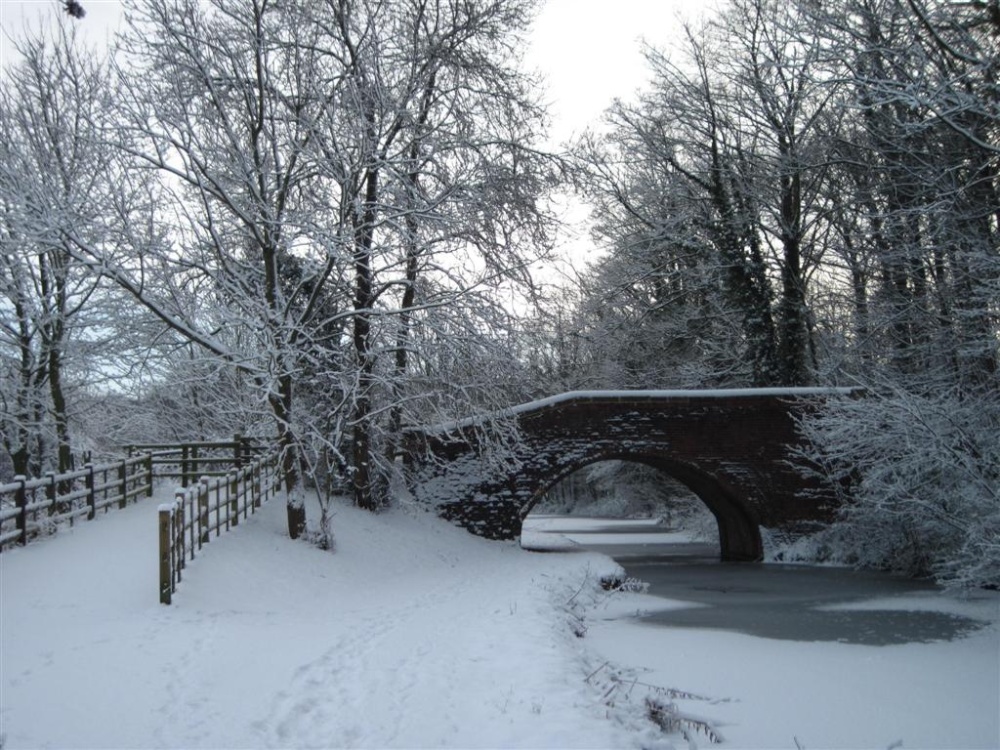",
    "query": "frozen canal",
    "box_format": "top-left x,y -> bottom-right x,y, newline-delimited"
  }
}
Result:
522,513 -> 1000,748
625,560 -> 986,645
522,514 -> 990,645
